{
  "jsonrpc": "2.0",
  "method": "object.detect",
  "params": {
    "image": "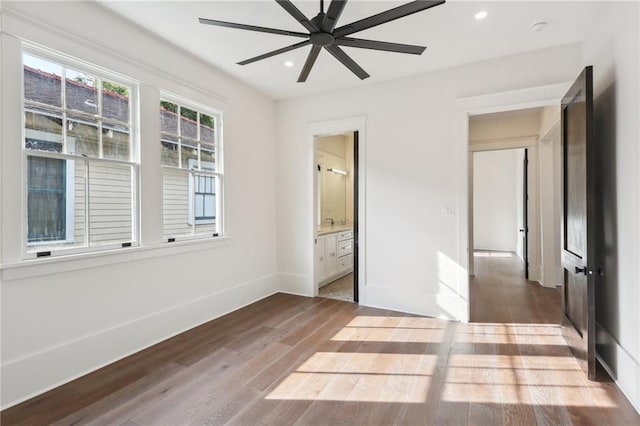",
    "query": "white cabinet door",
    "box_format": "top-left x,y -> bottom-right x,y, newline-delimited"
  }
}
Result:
324,234 -> 338,278
315,236 -> 327,283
